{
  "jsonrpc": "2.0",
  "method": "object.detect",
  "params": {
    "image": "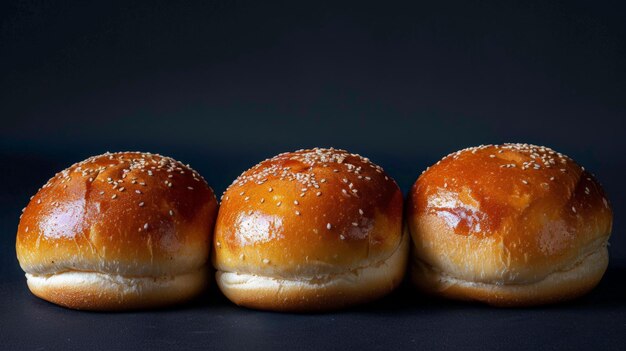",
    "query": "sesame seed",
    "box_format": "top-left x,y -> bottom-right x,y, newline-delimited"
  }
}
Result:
340,235 -> 346,240
244,196 -> 250,201
359,209 -> 364,215
316,191 -> 322,196
260,198 -> 265,203
111,194 -> 117,199
169,210 -> 174,216
294,200 -> 299,205
351,189 -> 358,193
522,180 -> 528,185
118,187 -> 125,192
560,169 -> 567,172
25,227 -> 28,233
327,223 -> 332,230
300,193 -> 305,197
585,187 -> 590,195
444,183 -> 448,188
550,177 -> 555,181
143,223 -> 149,230
240,191 -> 245,196
268,187 -> 273,192
147,170 -> 153,176
135,190 -> 142,194
99,191 -> 105,195
239,254 -> 245,260
187,186 -> 194,190
295,210 -> 301,216
277,201 -> 282,207
572,206 -> 576,213
263,258 -> 270,264
320,179 -> 326,183
352,222 -> 358,226
138,202 -> 144,207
